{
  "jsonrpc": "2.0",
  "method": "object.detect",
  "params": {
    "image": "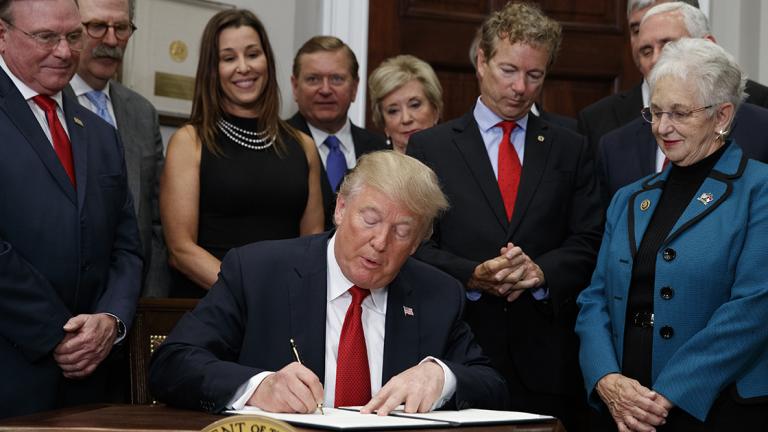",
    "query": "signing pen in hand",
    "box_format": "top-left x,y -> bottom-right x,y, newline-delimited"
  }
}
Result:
289,338 -> 324,415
